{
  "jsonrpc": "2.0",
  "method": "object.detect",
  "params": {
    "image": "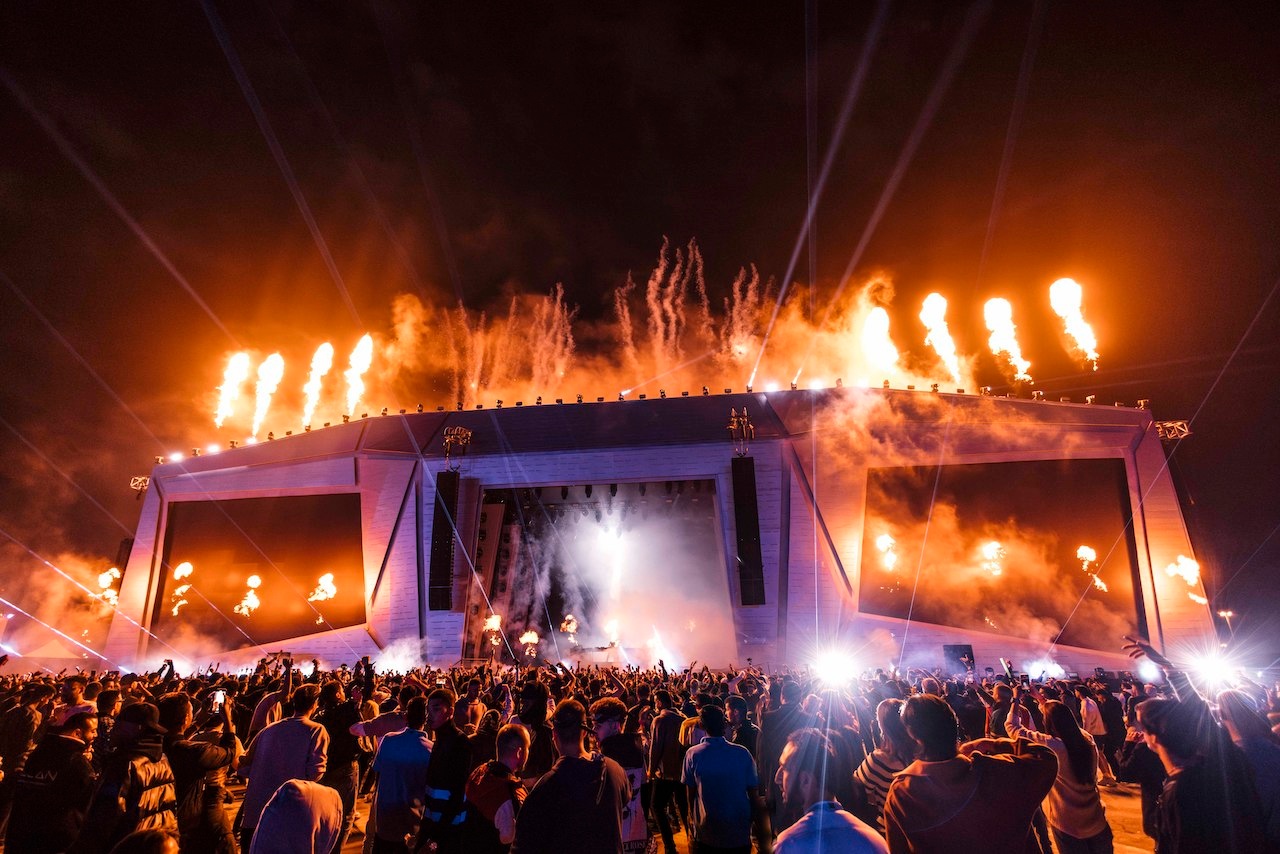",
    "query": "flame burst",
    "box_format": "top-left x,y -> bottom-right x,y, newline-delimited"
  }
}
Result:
234,574 -> 262,617
214,353 -> 252,428
1076,545 -> 1107,591
984,298 -> 1032,382
980,540 -> 1006,576
1165,555 -> 1201,586
875,534 -> 898,571
307,572 -> 337,602
169,562 -> 194,615
1188,592 -> 1208,605
919,293 -> 961,383
604,619 -> 619,644
96,566 -> 122,608
173,561 -> 194,580
301,343 -> 335,429
519,630 -> 539,657
483,613 -> 502,633
1049,278 -> 1099,369
344,335 -> 374,416
251,354 -> 285,438
861,307 -> 899,375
